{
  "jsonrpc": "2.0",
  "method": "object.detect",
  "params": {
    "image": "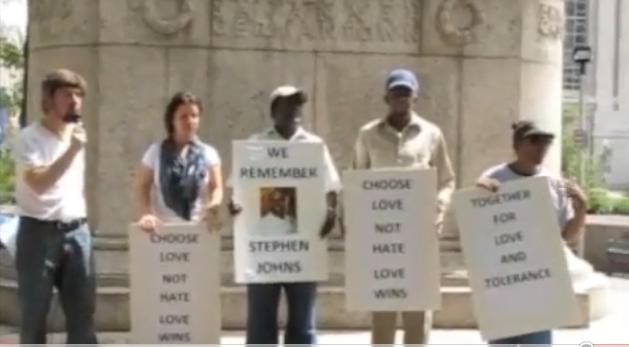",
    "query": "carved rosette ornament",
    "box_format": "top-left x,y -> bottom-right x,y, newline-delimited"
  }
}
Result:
129,0 -> 194,35
538,3 -> 563,40
436,0 -> 486,46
